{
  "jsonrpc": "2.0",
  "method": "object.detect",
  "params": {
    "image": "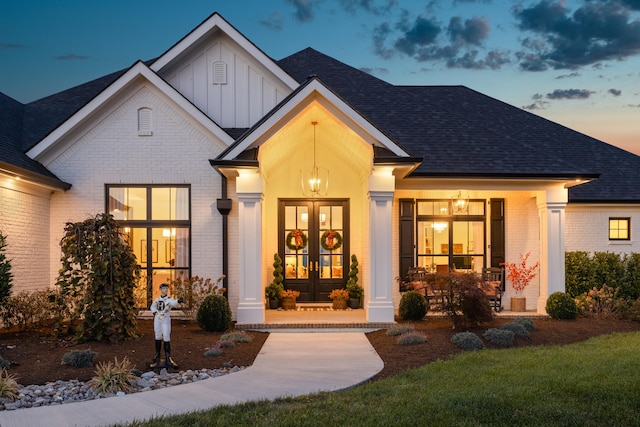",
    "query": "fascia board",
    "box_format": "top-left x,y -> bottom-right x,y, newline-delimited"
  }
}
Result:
150,13 -> 298,90
222,79 -> 410,160
27,62 -> 233,160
